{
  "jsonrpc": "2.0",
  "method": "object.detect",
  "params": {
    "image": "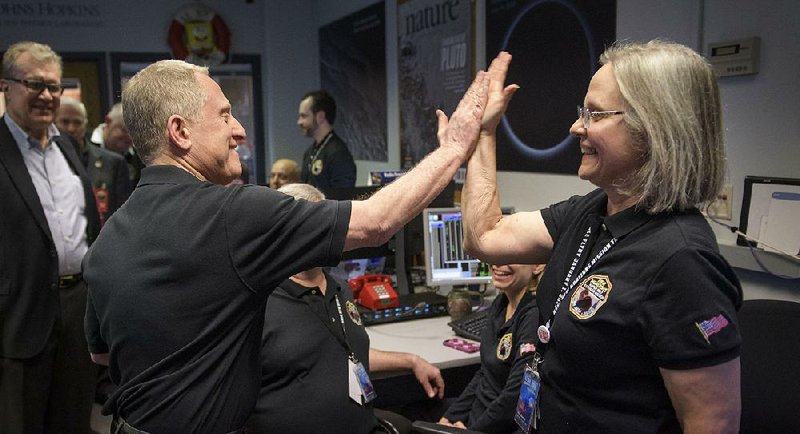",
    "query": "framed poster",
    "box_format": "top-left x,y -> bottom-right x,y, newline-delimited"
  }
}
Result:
319,1 -> 388,162
486,0 -> 616,174
397,0 -> 474,168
